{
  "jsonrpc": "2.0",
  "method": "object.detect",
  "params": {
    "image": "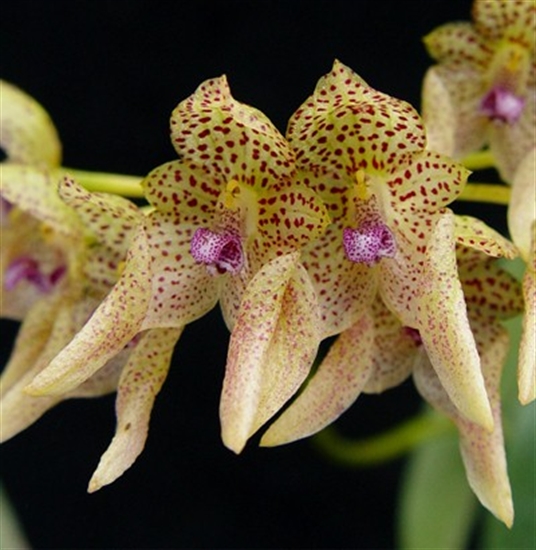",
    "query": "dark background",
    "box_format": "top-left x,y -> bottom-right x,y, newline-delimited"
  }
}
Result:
1,1 -> 491,548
